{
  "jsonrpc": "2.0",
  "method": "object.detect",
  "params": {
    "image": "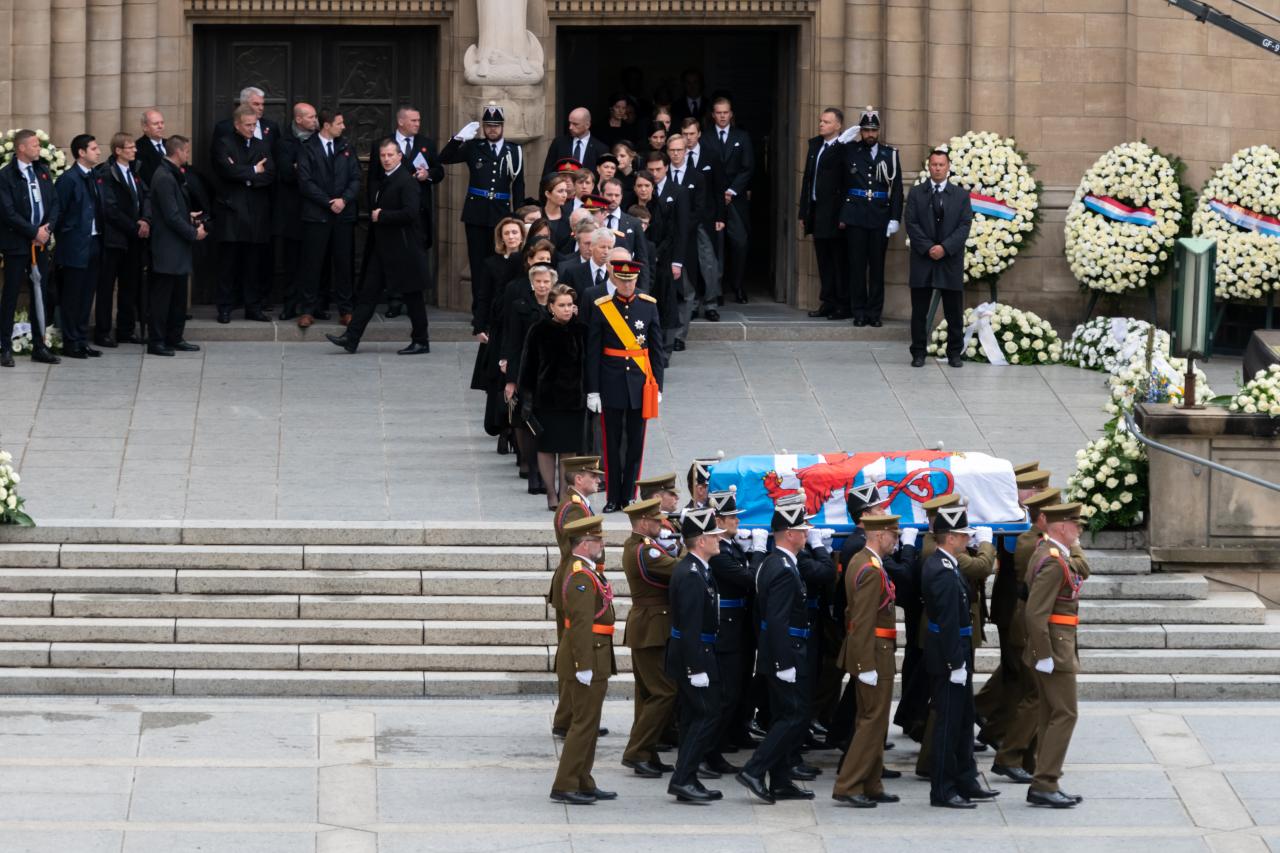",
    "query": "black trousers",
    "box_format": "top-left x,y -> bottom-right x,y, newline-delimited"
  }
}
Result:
59,244 -> 101,350
929,667 -> 979,803
719,201 -> 749,299
464,223 -> 495,292
673,678 -> 722,786
347,252 -> 429,345
600,407 -> 646,506
712,650 -> 744,752
742,670 -> 807,786
910,286 -> 964,359
813,235 -> 848,313
298,221 -> 354,315
2,249 -> 54,352
97,242 -> 142,337
846,225 -> 888,322
149,272 -> 189,347
216,242 -> 265,314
